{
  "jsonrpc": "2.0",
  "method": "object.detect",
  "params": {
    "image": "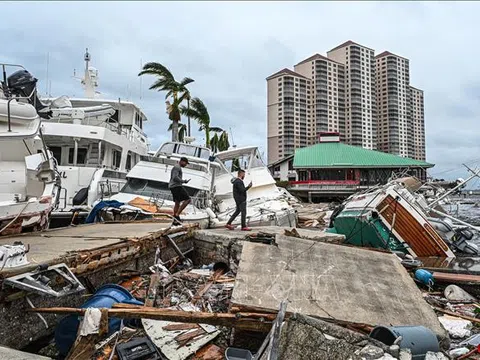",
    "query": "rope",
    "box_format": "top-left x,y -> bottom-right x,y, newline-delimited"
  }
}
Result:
0,201 -> 30,236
